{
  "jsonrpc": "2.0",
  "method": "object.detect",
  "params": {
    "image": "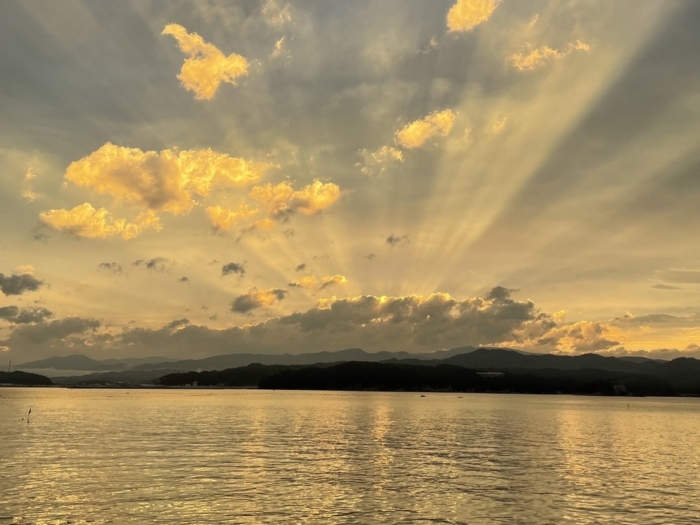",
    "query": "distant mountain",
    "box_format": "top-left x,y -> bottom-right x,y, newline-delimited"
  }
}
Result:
50,369 -> 178,385
18,354 -> 178,372
130,346 -> 481,372
18,355 -> 114,371
0,371 -> 53,386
